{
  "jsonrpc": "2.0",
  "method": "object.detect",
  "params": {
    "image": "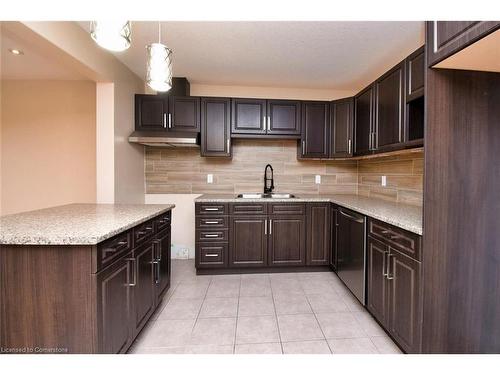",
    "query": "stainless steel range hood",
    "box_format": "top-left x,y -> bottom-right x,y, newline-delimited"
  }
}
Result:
128,131 -> 200,148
